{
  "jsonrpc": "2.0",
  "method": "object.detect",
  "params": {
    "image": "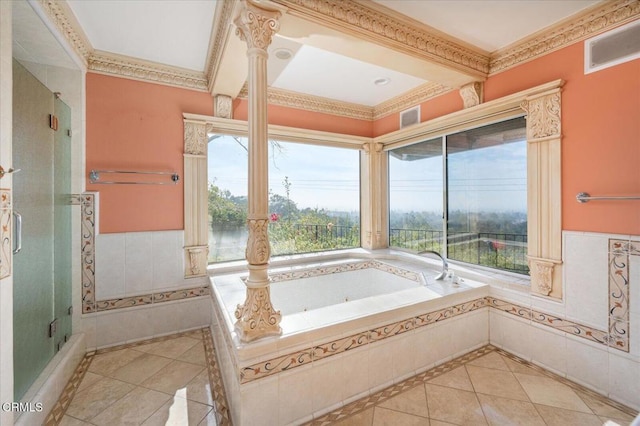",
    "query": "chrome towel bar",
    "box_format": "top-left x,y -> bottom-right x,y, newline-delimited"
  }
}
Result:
89,170 -> 179,185
576,192 -> 640,203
